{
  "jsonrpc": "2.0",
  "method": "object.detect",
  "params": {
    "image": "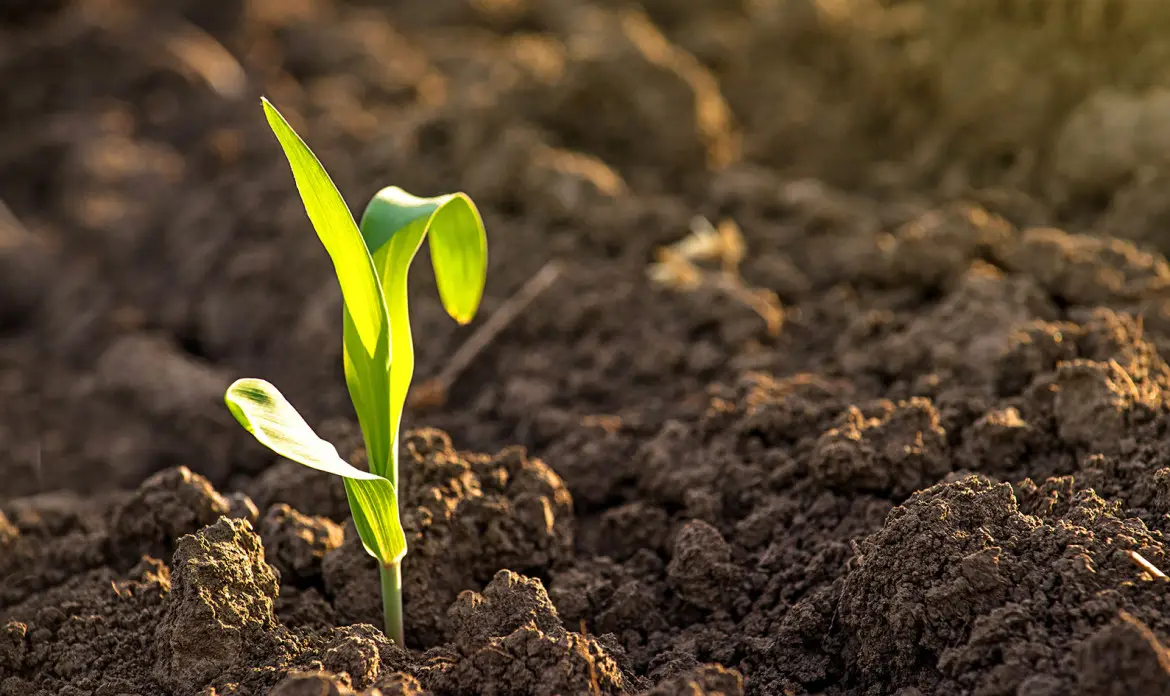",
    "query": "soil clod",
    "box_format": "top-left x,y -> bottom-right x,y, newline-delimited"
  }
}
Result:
156,517 -> 277,691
